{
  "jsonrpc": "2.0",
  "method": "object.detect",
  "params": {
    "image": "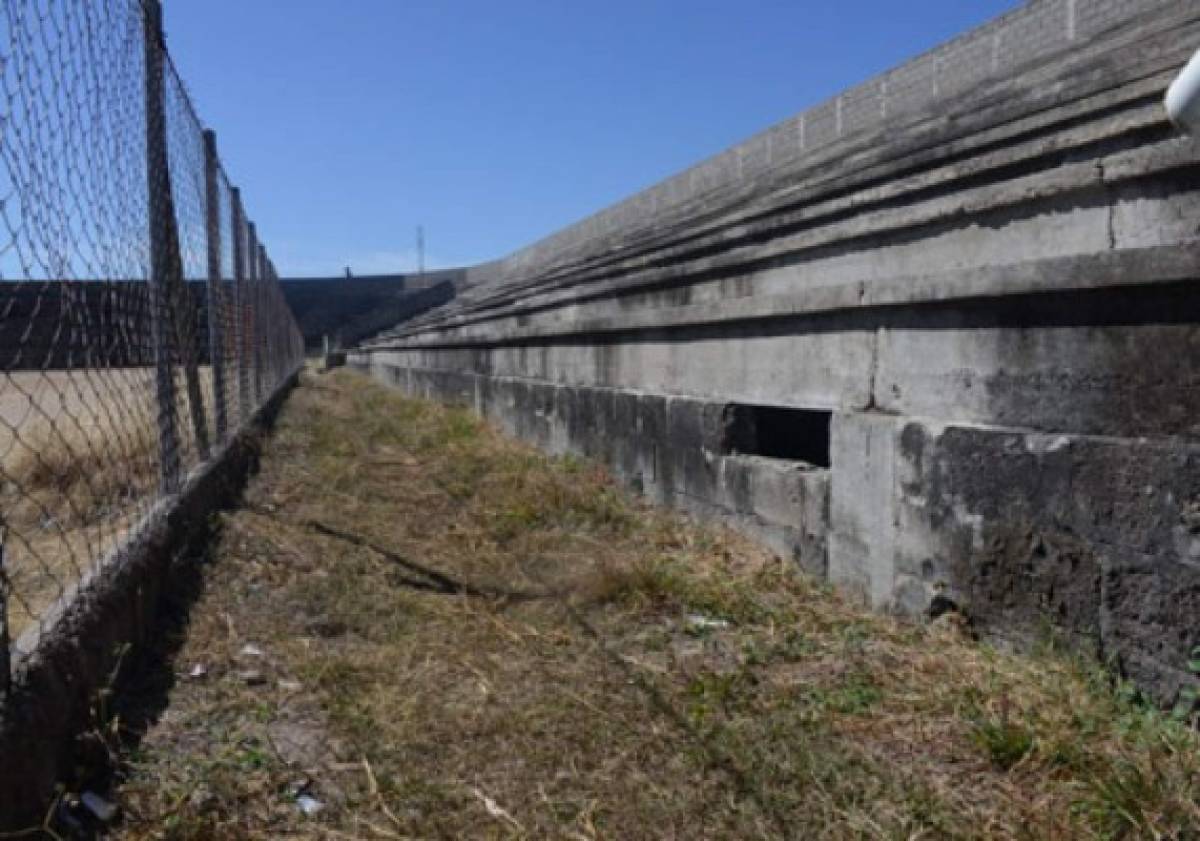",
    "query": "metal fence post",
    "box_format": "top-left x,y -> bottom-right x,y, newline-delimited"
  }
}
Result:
259,245 -> 273,388
142,0 -> 181,492
259,255 -> 267,395
203,130 -> 228,443
0,534 -> 10,699
231,188 -> 250,426
247,222 -> 262,403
